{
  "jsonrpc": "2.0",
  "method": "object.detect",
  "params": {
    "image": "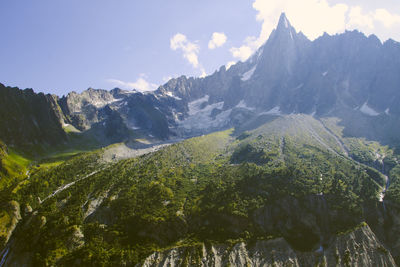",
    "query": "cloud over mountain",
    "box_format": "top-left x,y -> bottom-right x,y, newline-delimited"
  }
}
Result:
208,32 -> 227,49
